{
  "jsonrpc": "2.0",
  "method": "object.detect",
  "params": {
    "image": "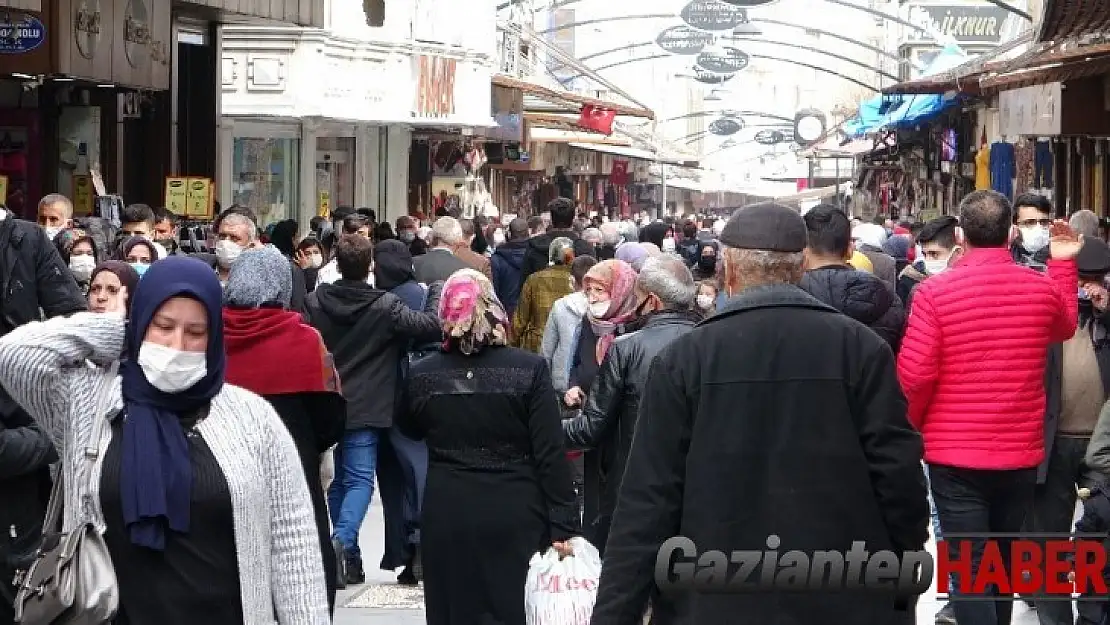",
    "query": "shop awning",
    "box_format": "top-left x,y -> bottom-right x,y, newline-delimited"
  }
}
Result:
567,142 -> 698,168
979,40 -> 1110,92
0,0 -> 39,10
493,74 -> 654,120
525,112 -> 615,136
1037,0 -> 1110,43
773,182 -> 852,206
881,33 -> 1035,95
